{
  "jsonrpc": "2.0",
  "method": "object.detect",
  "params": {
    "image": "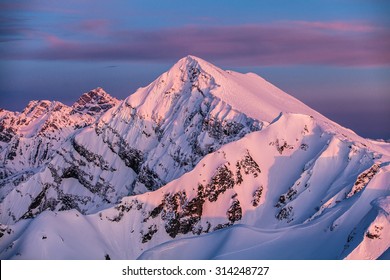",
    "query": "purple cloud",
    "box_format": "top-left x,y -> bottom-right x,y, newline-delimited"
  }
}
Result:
2,21 -> 389,67
0,16 -> 33,42
291,21 -> 378,32
64,19 -> 113,37
0,2 -> 78,14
